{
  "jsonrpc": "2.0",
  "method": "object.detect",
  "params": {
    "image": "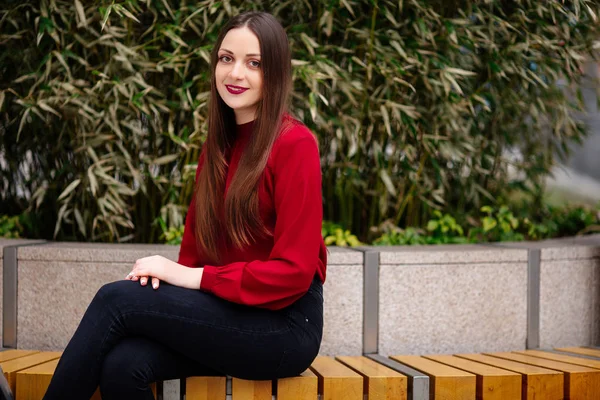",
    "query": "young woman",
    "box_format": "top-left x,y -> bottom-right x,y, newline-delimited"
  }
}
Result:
40,11 -> 327,400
